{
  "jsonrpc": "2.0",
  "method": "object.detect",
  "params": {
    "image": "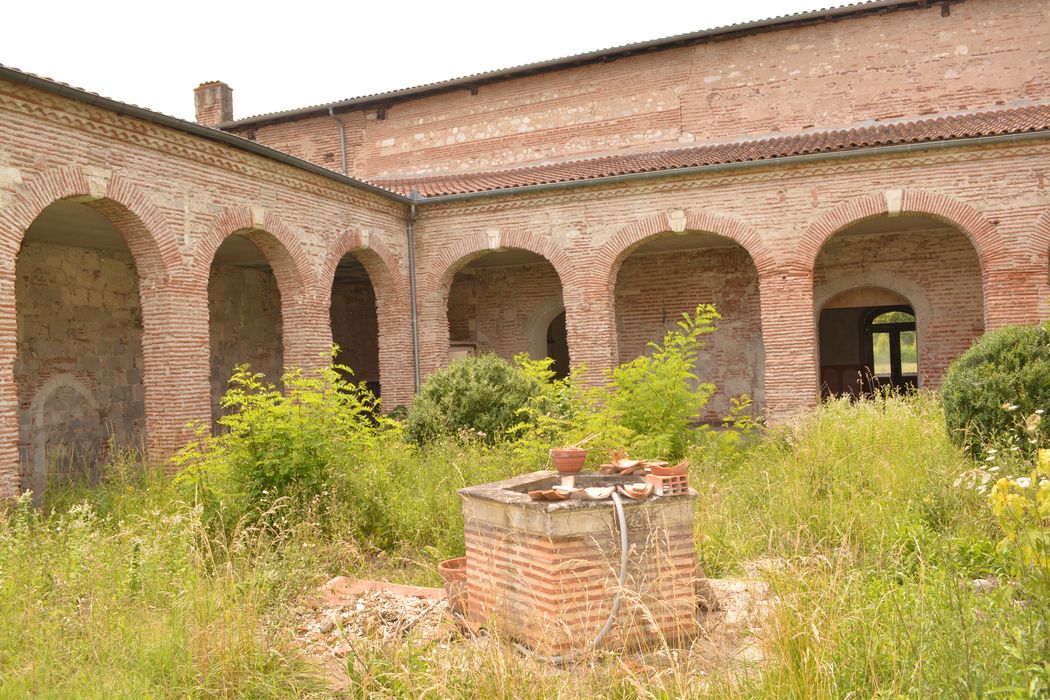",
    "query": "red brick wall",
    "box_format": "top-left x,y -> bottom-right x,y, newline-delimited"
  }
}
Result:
463,486 -> 698,655
447,262 -> 563,360
615,243 -> 763,420
3,56 -> 1050,496
0,78 -> 411,497
412,140 -> 1050,422
229,0 -> 1050,178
